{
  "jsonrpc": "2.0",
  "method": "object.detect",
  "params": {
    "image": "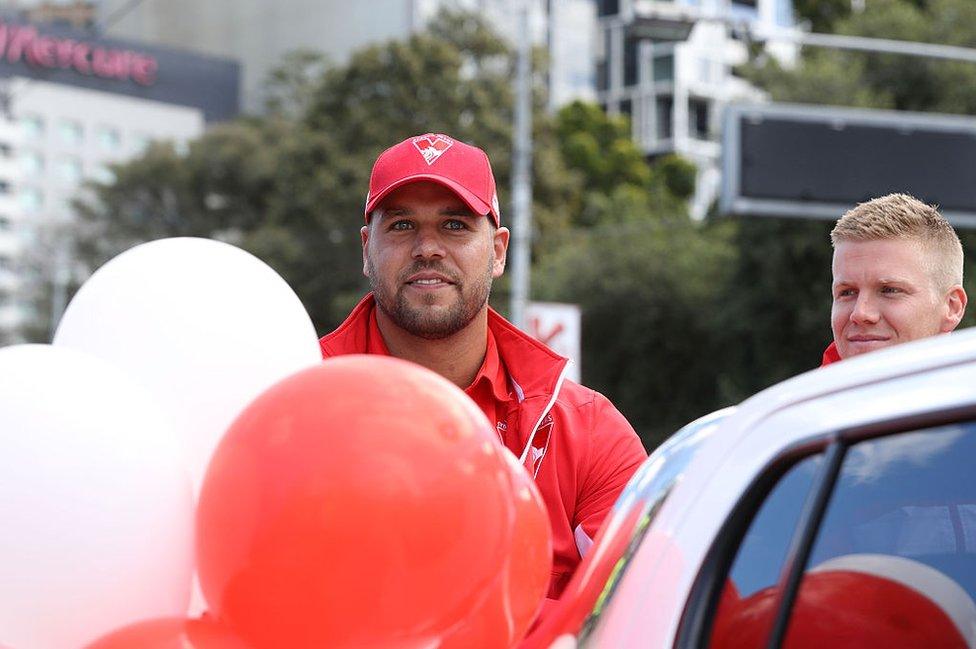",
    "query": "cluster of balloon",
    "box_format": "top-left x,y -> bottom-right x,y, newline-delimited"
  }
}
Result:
194,355 -> 553,648
0,237 -> 322,648
711,554 -> 976,649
